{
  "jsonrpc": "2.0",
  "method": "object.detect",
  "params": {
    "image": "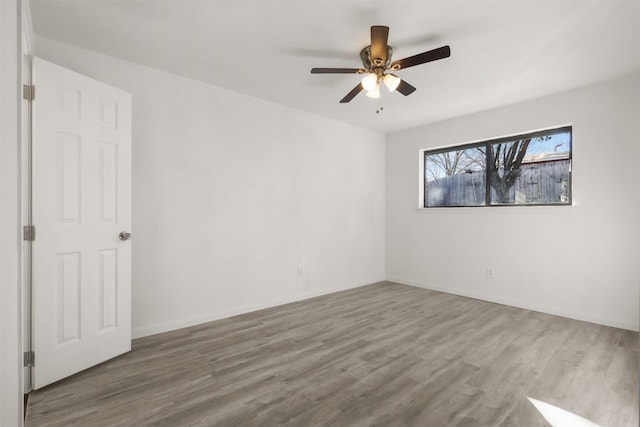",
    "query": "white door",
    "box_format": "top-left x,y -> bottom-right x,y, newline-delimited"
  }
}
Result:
31,57 -> 132,389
